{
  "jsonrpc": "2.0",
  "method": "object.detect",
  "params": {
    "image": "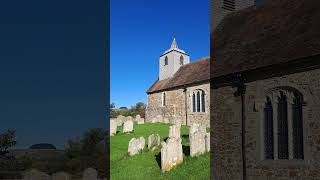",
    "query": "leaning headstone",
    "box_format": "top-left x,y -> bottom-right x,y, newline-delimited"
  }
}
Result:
123,120 -> 134,133
52,172 -> 71,180
24,169 -> 51,180
189,123 -> 206,157
128,136 -> 145,156
110,119 -> 117,136
148,134 -> 160,150
205,132 -> 210,152
83,168 -> 97,180
168,125 -> 180,139
161,135 -> 183,172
